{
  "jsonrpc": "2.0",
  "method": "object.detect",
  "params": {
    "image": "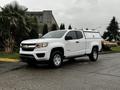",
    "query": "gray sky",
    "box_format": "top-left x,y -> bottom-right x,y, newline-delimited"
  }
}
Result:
0,0 -> 120,34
